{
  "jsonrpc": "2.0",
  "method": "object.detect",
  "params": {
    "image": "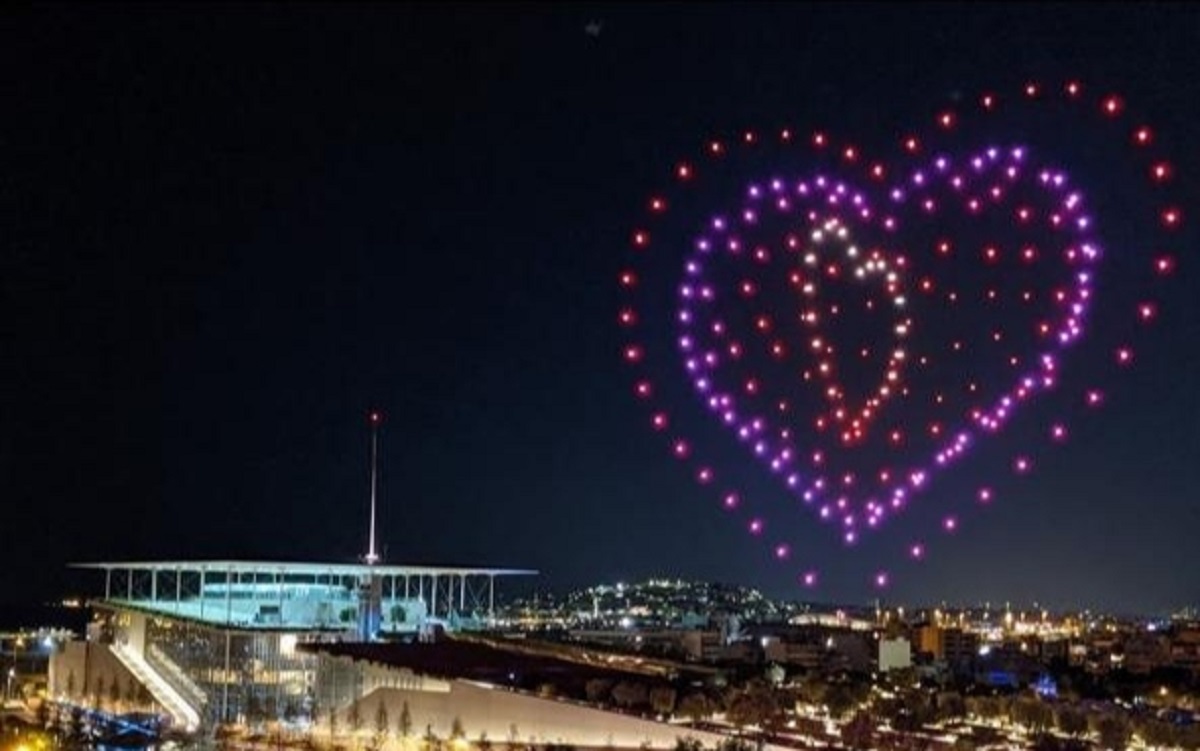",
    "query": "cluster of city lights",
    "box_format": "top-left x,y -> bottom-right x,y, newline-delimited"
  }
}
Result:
619,80 -> 1182,590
